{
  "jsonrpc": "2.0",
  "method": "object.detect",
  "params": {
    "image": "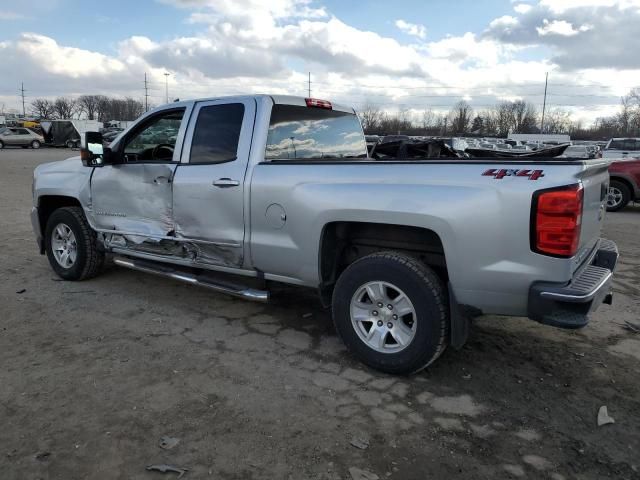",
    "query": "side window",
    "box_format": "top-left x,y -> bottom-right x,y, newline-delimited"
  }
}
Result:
630,140 -> 640,151
17,129 -> 30,135
123,109 -> 185,162
189,103 -> 244,164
